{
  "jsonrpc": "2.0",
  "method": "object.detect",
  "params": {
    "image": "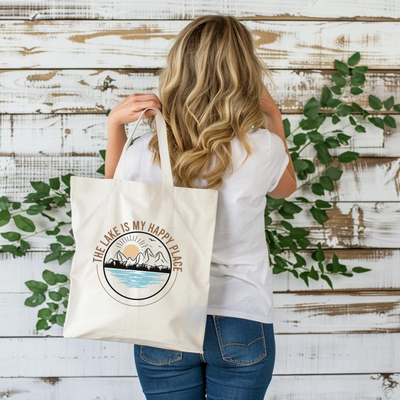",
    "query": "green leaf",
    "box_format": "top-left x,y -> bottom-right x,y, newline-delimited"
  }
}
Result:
49,177 -> 61,190
311,183 -> 325,196
44,251 -> 61,263
348,52 -> 360,66
38,308 -> 52,320
56,235 -> 75,246
319,176 -> 334,191
25,280 -> 48,293
310,206 -> 329,226
55,274 -> 68,283
47,302 -> 59,312
368,117 -> 385,130
314,142 -> 332,164
383,115 -> 396,129
282,201 -> 302,215
331,86 -> 342,95
321,274 -> 333,289
36,319 -> 50,330
309,266 -> 319,280
13,215 -> 36,232
293,159 -> 309,173
59,250 -> 75,265
99,149 -> 106,161
350,87 -> 363,95
303,97 -> 320,119
350,74 -> 365,87
58,287 -> 69,297
336,104 -> 353,117
369,94 -> 382,110
338,151 -> 359,163
326,98 -> 341,108
56,313 -> 66,326
384,96 -> 394,110
332,115 -> 340,124
315,200 -> 332,209
0,196 -> 10,210
49,291 -> 62,301
308,131 -> 324,143
26,205 -> 47,215
24,292 -> 46,307
325,166 -> 343,181
282,118 -> 291,138
1,231 -> 21,242
394,104 -> 400,113
0,209 -> 11,227
43,270 -> 58,285
355,125 -> 366,133
299,118 -> 319,131
20,239 -> 30,251
335,59 -> 349,76
61,173 -> 73,187
46,227 -> 61,236
293,133 -> 307,146
12,202 -> 21,210
299,271 -> 310,287
352,266 -> 371,273
30,181 -> 50,196
331,73 -> 346,88
320,87 -> 332,107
